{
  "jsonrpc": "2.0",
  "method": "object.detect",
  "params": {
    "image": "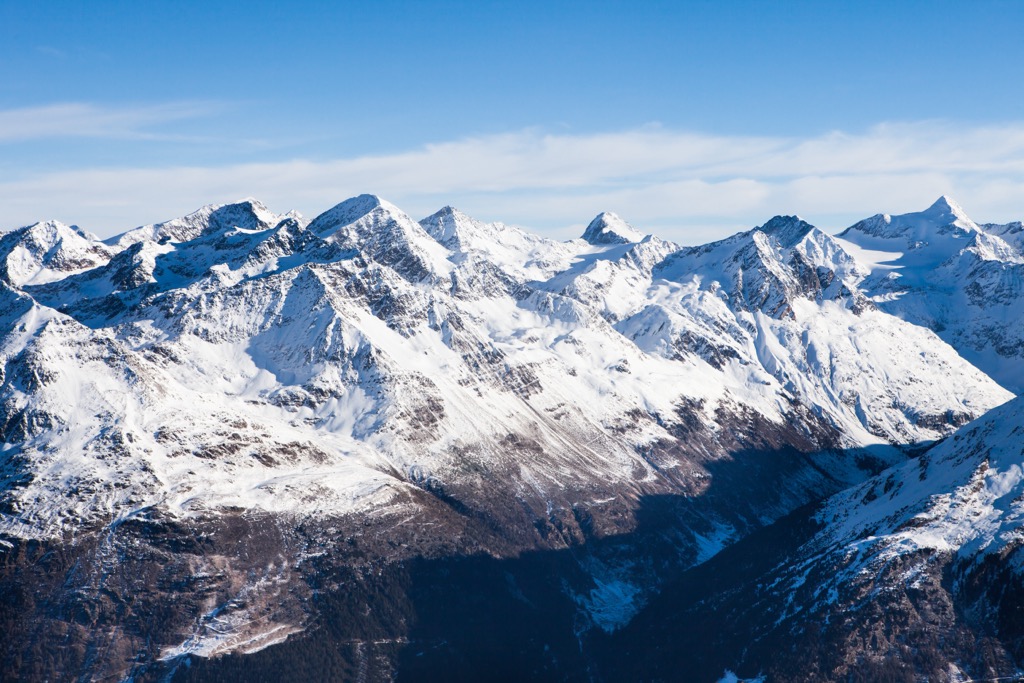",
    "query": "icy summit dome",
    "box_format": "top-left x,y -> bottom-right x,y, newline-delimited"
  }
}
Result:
582,212 -> 646,245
